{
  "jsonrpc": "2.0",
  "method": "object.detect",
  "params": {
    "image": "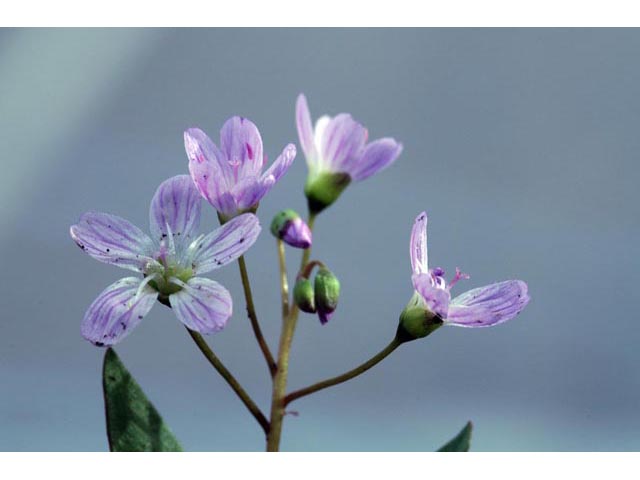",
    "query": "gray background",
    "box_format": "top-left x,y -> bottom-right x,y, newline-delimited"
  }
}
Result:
1,29 -> 638,451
